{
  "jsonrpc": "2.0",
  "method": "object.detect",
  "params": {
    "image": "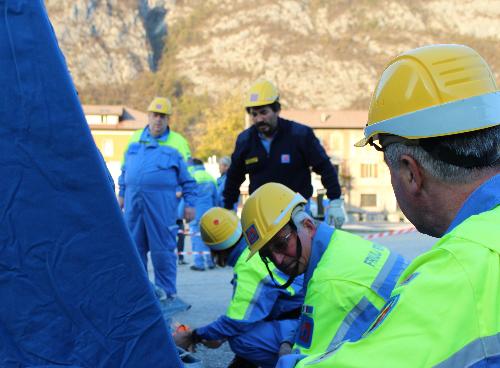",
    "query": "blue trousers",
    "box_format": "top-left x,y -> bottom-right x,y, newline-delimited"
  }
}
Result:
128,214 -> 178,297
229,319 -> 297,368
190,221 -> 215,269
